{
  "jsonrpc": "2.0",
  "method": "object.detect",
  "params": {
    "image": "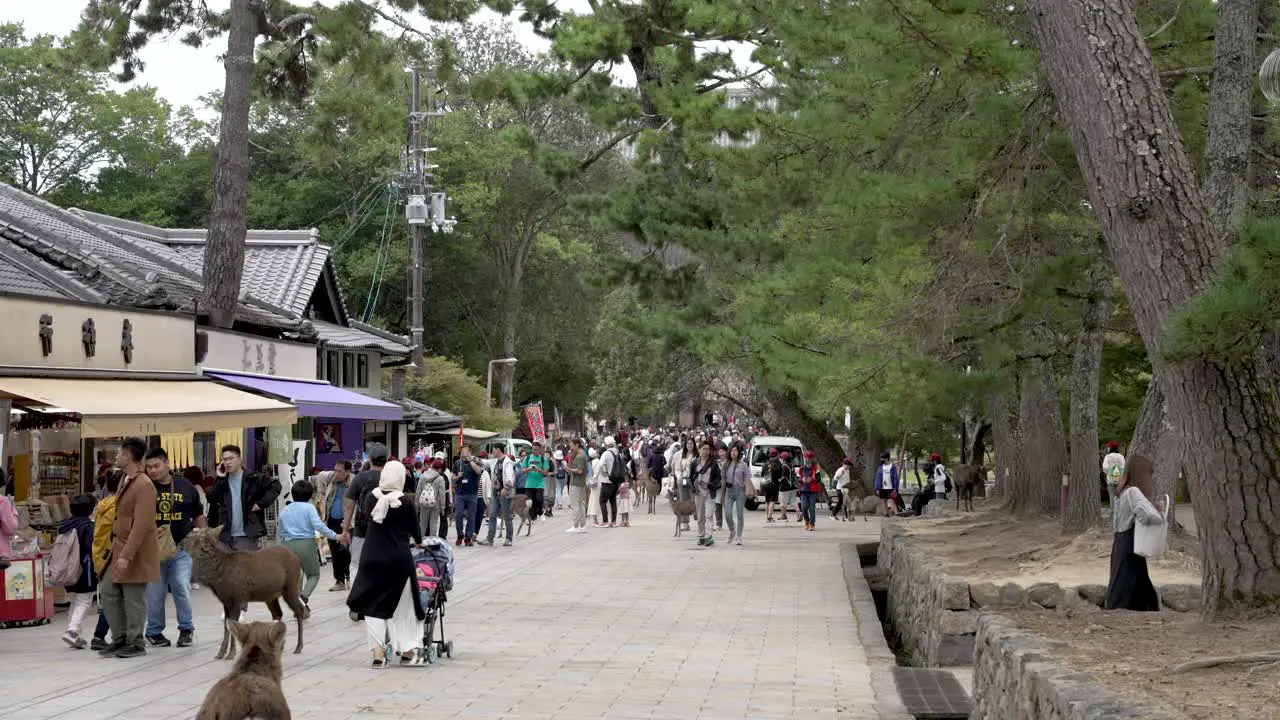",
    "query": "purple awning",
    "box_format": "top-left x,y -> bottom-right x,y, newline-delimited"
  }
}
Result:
206,371 -> 404,421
